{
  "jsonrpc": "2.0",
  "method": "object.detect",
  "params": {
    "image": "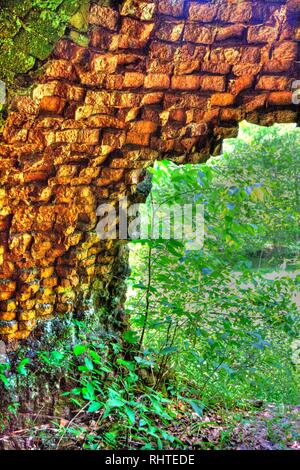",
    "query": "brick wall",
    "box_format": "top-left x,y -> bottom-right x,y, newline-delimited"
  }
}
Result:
0,0 -> 299,341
